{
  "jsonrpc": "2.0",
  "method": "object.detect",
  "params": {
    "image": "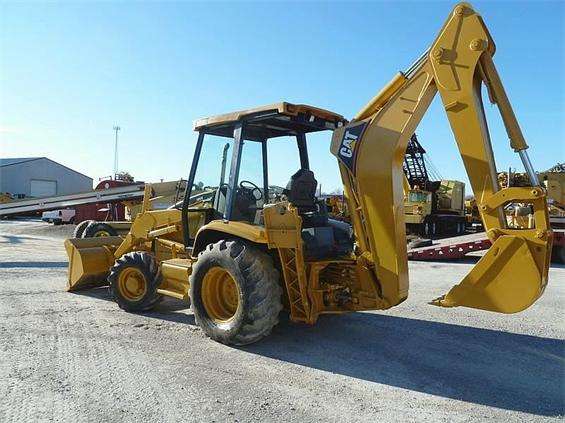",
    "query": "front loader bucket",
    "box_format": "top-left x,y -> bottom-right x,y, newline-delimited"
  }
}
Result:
431,235 -> 551,313
64,236 -> 122,291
